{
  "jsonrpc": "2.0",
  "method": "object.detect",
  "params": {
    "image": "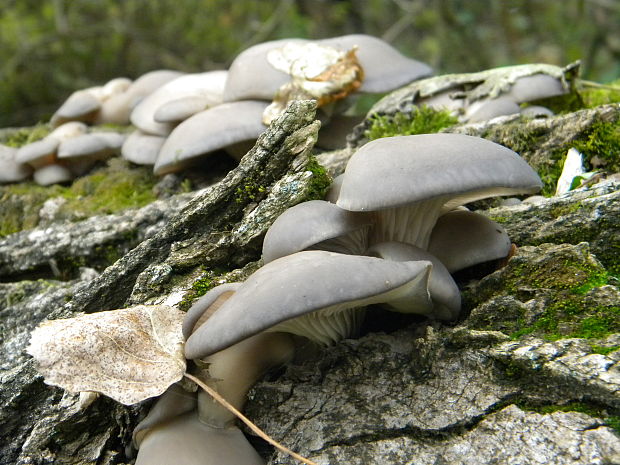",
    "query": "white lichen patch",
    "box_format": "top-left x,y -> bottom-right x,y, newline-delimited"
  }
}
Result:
27,304 -> 186,405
